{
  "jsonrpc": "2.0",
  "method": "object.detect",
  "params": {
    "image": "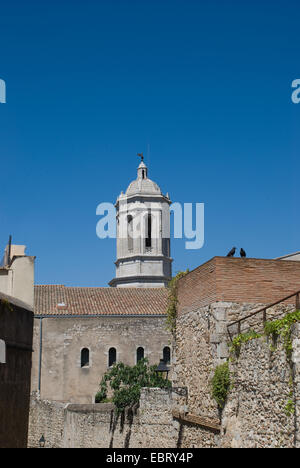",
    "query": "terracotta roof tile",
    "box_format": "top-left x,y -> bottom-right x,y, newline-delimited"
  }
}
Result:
34,285 -> 168,316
